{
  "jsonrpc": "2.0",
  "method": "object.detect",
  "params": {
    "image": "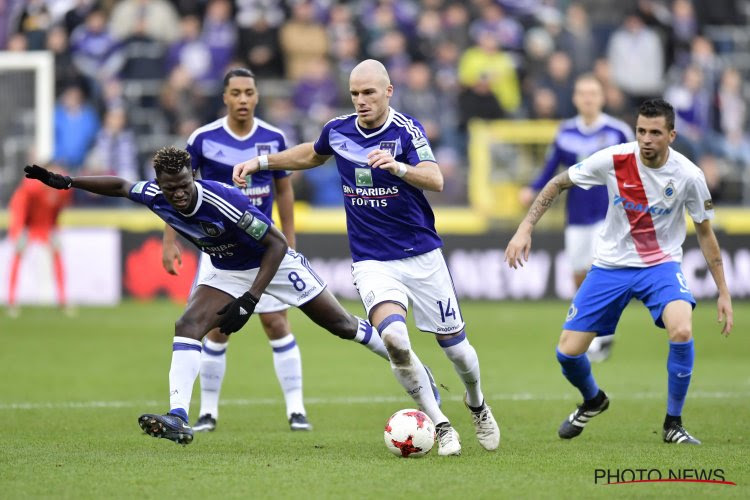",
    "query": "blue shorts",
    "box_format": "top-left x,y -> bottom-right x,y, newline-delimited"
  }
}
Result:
563,262 -> 696,336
